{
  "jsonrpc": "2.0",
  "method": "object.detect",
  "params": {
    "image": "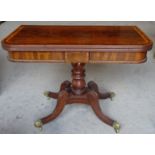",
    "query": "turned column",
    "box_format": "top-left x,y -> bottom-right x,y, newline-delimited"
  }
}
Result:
71,63 -> 86,95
